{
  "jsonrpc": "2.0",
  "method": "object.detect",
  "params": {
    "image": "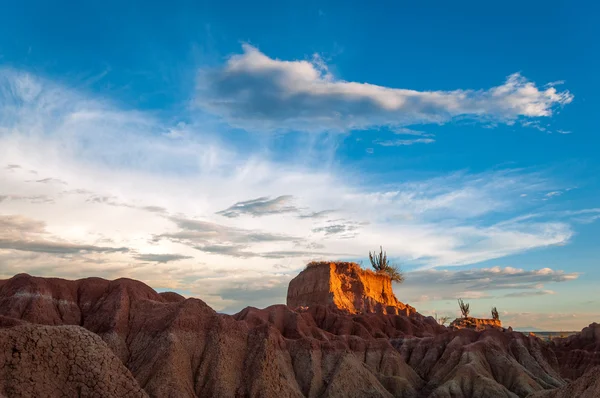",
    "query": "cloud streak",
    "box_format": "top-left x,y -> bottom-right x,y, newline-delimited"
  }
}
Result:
375,138 -> 435,146
399,266 -> 579,304
0,214 -> 129,254
133,253 -> 193,263
406,266 -> 578,289
216,195 -> 298,217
